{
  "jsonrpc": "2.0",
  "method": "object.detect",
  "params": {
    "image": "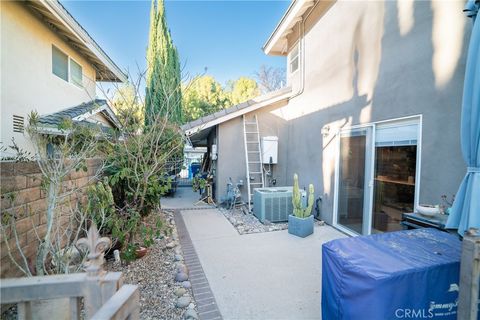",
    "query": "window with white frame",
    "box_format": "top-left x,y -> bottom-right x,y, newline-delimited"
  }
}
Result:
70,59 -> 83,87
289,44 -> 299,73
52,45 -> 83,87
52,45 -> 69,81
